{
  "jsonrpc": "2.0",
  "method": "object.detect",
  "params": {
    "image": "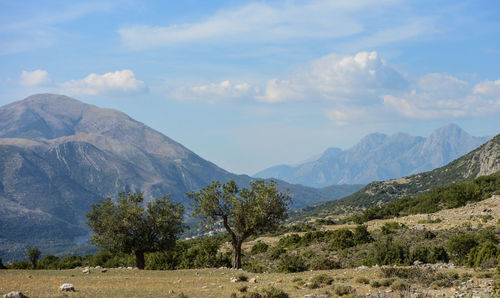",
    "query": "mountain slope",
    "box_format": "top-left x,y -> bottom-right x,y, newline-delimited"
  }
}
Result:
255,124 -> 488,187
0,94 -> 361,261
295,133 -> 500,219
